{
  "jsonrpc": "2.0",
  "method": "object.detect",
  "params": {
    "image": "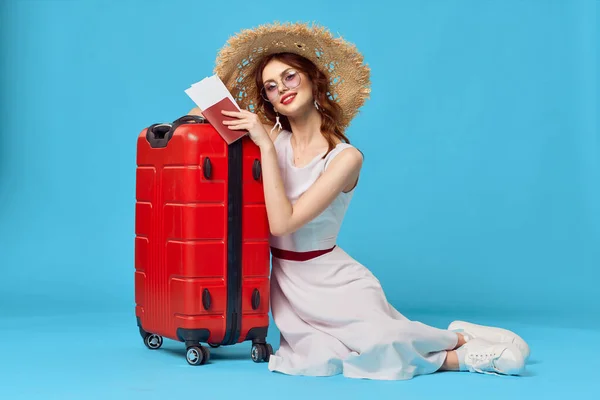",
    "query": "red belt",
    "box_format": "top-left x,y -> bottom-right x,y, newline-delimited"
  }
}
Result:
270,246 -> 336,261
